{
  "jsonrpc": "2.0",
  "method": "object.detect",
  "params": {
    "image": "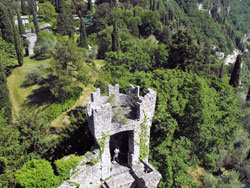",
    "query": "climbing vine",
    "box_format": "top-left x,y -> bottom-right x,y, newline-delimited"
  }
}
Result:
139,111 -> 149,160
90,132 -> 110,164
107,94 -> 115,106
